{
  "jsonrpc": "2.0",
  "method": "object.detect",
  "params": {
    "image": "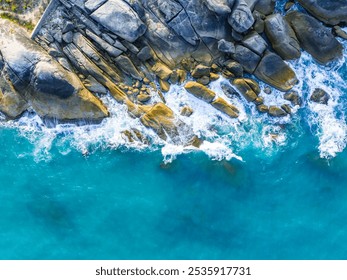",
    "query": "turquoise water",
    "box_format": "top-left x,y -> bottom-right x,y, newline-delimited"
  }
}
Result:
1,2 -> 347,260
1,117 -> 347,259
